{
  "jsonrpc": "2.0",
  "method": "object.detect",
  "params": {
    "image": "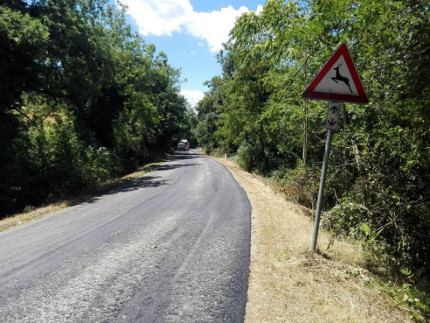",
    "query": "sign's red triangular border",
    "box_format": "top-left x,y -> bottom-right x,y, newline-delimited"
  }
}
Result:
302,43 -> 369,104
